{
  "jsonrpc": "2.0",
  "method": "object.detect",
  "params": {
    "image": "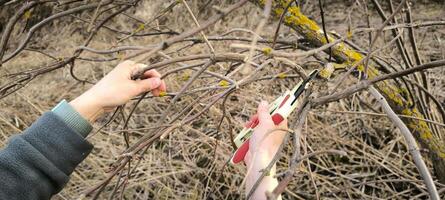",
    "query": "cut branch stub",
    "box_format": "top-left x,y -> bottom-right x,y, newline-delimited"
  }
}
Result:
251,0 -> 445,183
